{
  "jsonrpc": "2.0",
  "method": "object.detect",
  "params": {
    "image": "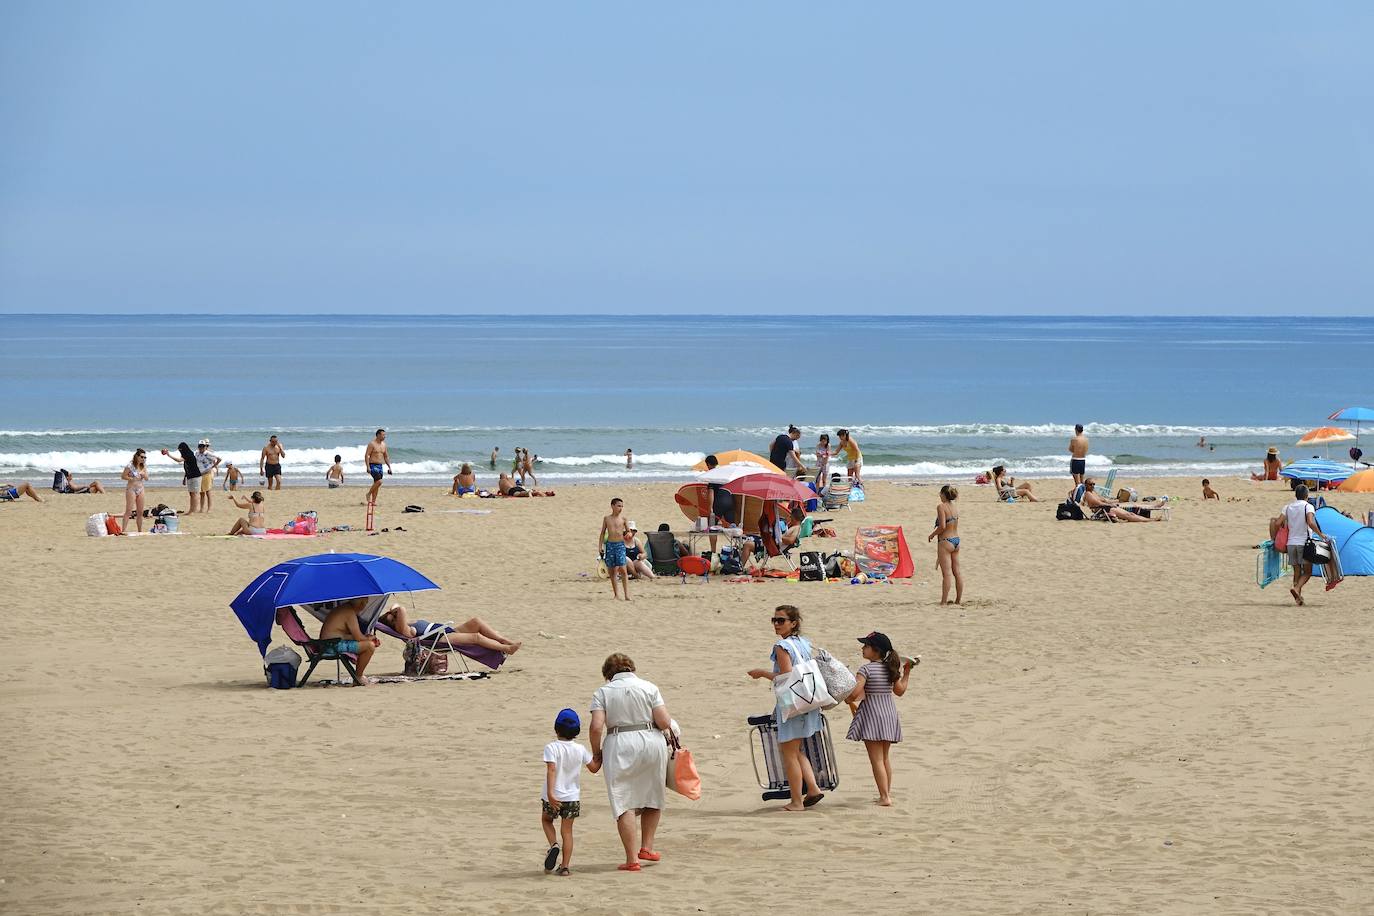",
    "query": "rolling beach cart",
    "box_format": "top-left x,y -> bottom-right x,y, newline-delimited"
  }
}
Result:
748,712 -> 839,801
